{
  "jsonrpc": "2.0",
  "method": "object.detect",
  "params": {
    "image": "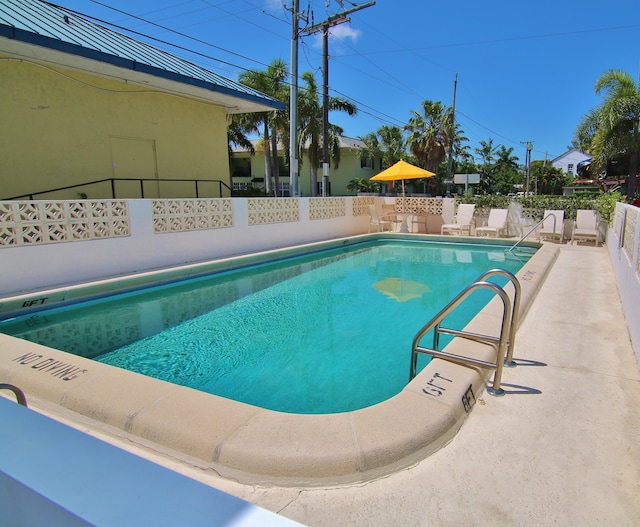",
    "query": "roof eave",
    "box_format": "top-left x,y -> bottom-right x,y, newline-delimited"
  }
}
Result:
0,25 -> 285,114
